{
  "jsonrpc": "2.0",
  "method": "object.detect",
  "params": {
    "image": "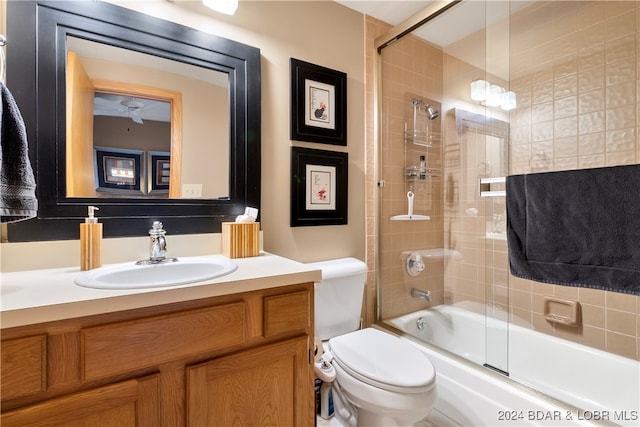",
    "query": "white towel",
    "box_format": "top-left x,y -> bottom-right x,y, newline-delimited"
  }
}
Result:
0,82 -> 37,223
